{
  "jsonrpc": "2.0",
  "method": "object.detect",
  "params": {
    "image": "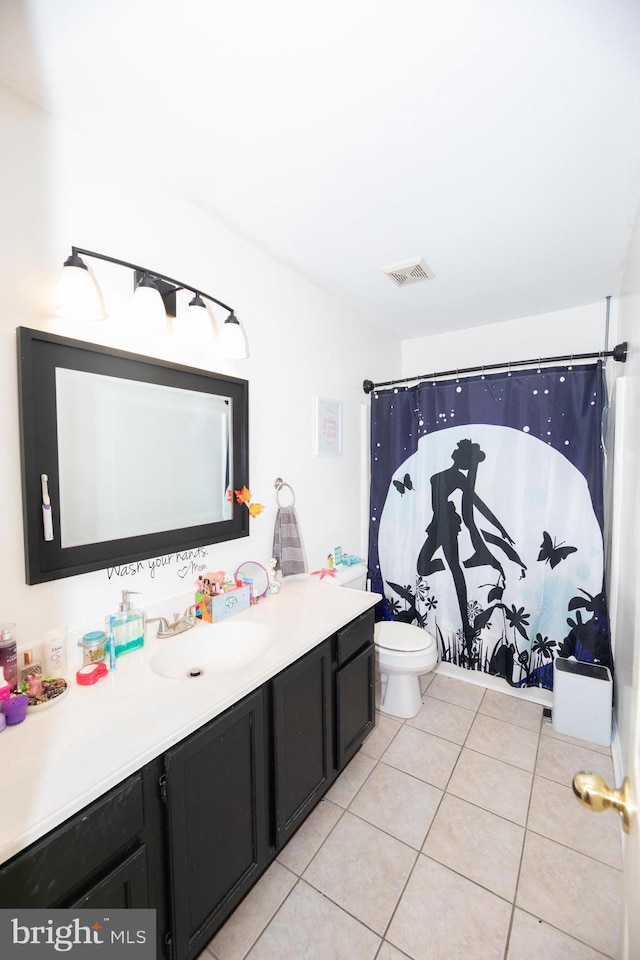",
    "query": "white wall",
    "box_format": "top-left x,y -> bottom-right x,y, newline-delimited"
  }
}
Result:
401,300 -> 615,376
0,84 -> 399,651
